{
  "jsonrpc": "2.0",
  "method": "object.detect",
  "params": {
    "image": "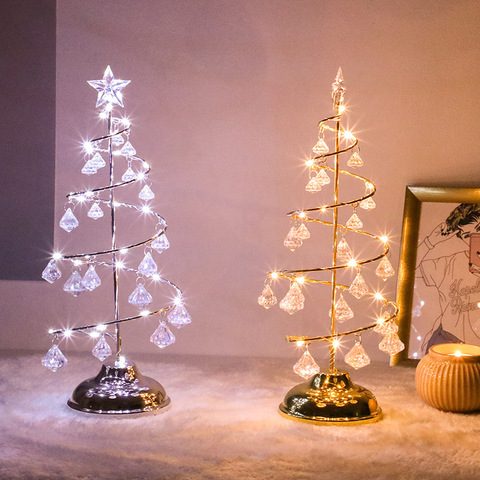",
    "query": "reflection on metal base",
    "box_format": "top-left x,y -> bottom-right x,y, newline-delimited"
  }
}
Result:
67,362 -> 170,414
279,371 -> 382,425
